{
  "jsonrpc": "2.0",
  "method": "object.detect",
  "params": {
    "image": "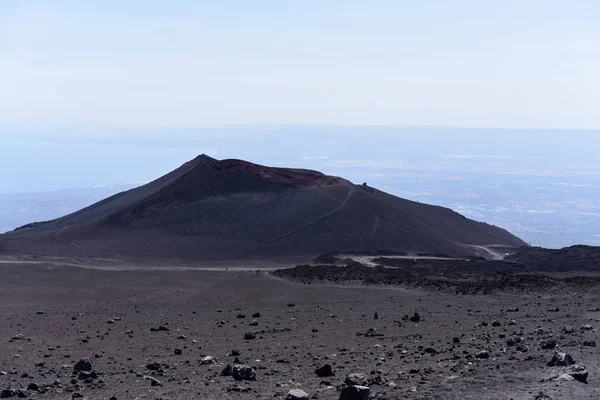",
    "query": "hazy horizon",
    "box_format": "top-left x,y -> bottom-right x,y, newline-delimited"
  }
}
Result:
1,125 -> 598,249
